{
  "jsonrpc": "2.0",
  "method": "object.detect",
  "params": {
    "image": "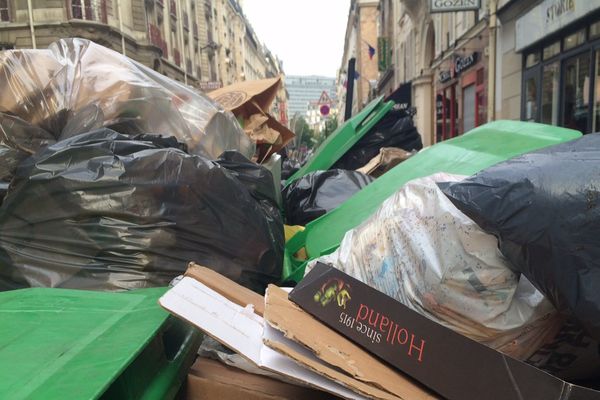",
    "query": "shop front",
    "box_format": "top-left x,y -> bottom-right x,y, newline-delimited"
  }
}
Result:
434,35 -> 487,142
518,1 -> 600,134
